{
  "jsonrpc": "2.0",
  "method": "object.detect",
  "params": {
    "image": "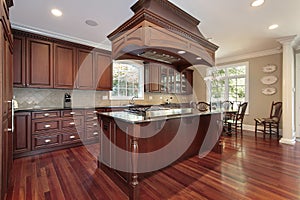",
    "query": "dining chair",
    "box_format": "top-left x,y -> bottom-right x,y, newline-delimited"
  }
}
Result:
196,102 -> 211,112
254,101 -> 282,138
226,102 -> 248,136
221,100 -> 234,110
